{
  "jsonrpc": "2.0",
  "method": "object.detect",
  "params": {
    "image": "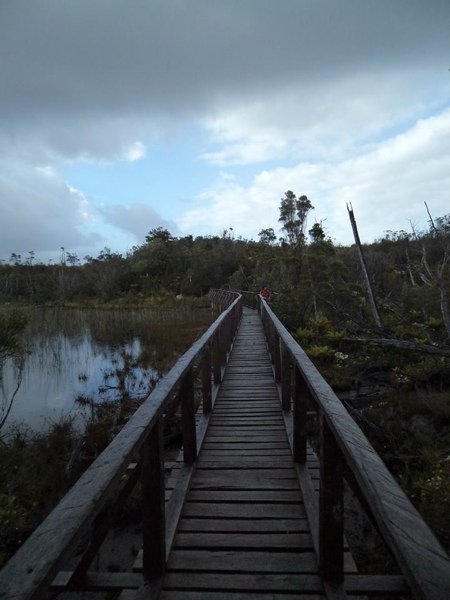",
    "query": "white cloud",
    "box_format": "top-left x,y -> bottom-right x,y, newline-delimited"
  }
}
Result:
124,141 -> 146,162
180,108 -> 450,243
200,67 -> 450,167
